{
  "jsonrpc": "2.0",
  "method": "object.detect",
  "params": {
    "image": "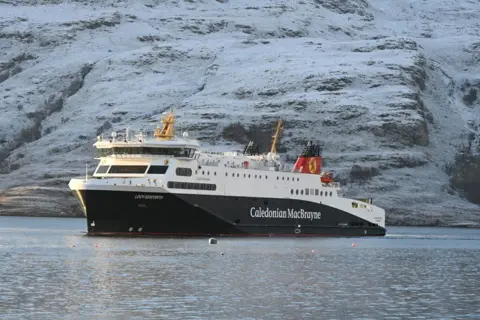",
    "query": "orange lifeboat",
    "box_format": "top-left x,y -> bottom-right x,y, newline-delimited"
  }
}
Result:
320,172 -> 334,183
